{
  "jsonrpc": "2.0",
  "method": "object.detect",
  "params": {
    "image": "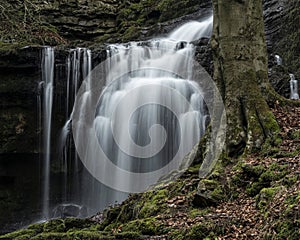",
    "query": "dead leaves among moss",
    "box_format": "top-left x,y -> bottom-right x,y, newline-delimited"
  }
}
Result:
150,105 -> 300,239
